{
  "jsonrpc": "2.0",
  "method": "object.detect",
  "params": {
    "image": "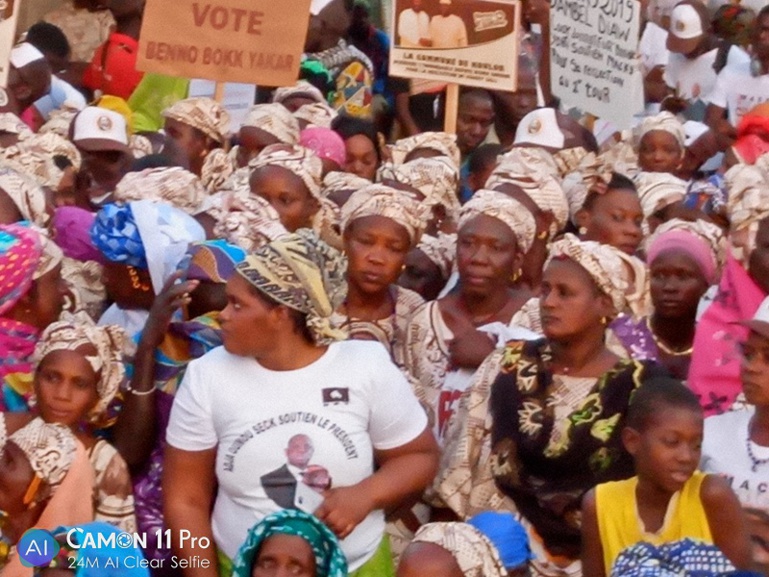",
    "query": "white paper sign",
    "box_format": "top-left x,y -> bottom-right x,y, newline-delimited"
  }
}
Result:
550,0 -> 644,128
188,79 -> 257,132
